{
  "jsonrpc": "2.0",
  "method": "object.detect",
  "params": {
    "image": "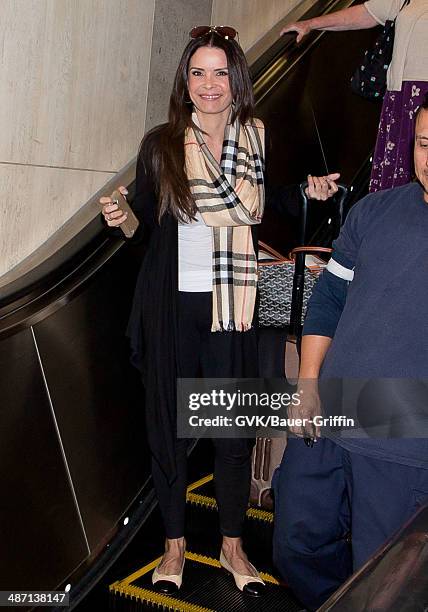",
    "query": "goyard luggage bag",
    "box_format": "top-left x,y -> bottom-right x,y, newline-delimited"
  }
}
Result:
250,182 -> 347,509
